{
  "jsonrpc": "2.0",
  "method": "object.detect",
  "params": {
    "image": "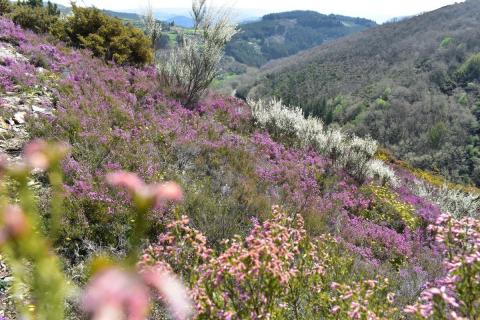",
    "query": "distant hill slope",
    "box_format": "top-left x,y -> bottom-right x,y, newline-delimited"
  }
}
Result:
248,1 -> 480,186
225,10 -> 376,67
101,9 -> 140,21
47,3 -> 142,22
166,15 -> 194,28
